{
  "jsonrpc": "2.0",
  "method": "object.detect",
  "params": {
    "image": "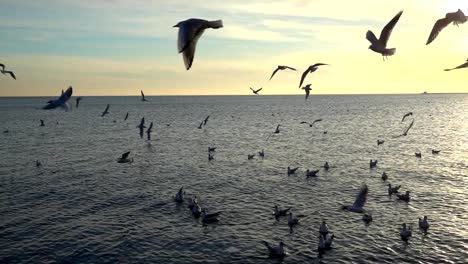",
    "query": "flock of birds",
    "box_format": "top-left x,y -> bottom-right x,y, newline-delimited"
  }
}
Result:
0,6 -> 463,261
